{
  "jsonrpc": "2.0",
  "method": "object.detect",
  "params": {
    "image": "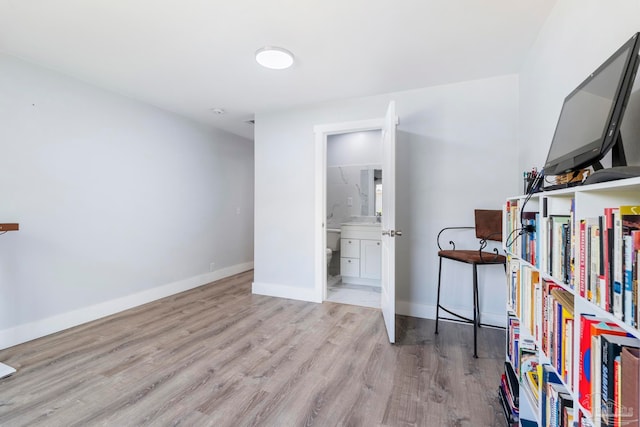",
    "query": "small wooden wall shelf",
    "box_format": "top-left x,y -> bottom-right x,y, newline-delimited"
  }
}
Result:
0,223 -> 19,231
